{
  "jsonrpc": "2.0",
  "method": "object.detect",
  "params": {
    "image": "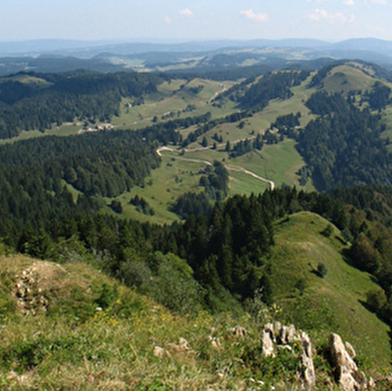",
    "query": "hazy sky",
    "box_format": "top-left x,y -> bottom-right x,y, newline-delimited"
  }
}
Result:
1,0 -> 392,42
